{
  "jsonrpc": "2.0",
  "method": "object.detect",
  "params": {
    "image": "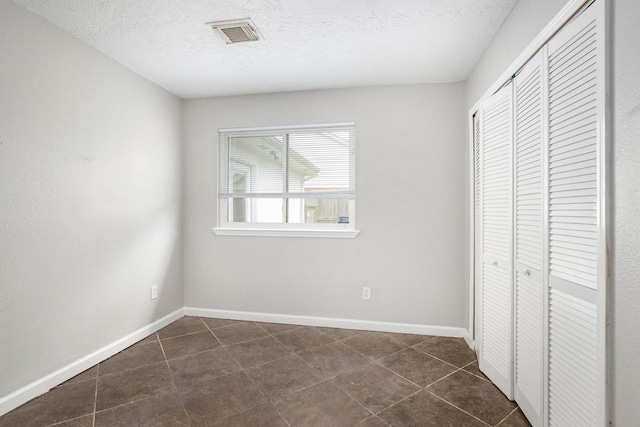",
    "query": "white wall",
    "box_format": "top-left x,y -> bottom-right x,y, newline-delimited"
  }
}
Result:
611,0 -> 640,423
0,0 -> 183,403
184,84 -> 466,329
465,0 -> 640,422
